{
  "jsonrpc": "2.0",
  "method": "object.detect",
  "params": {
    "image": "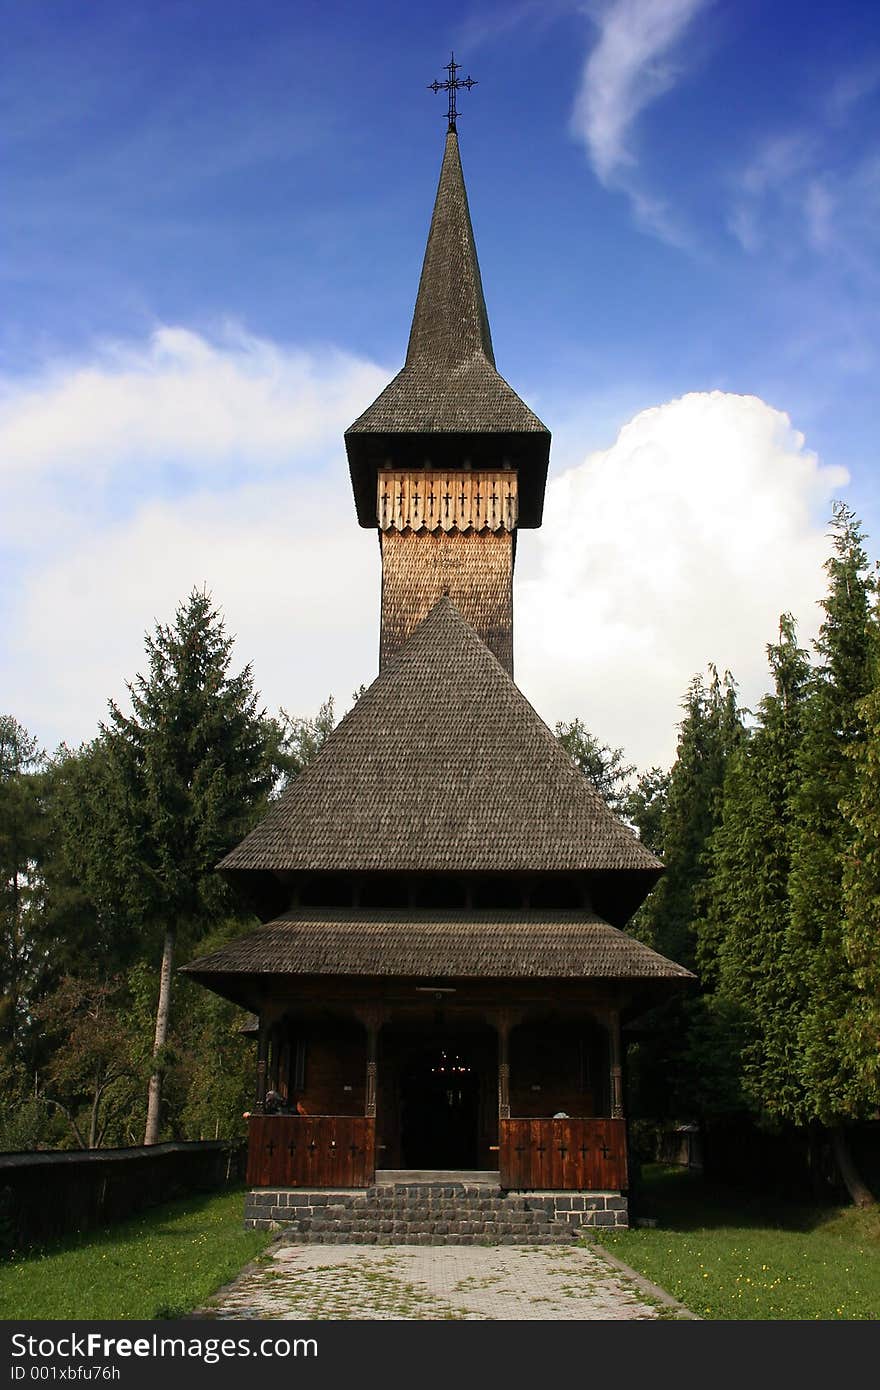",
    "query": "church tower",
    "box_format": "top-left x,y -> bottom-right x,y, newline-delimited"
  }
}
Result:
186,74 -> 691,1224
345,128 -> 549,673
